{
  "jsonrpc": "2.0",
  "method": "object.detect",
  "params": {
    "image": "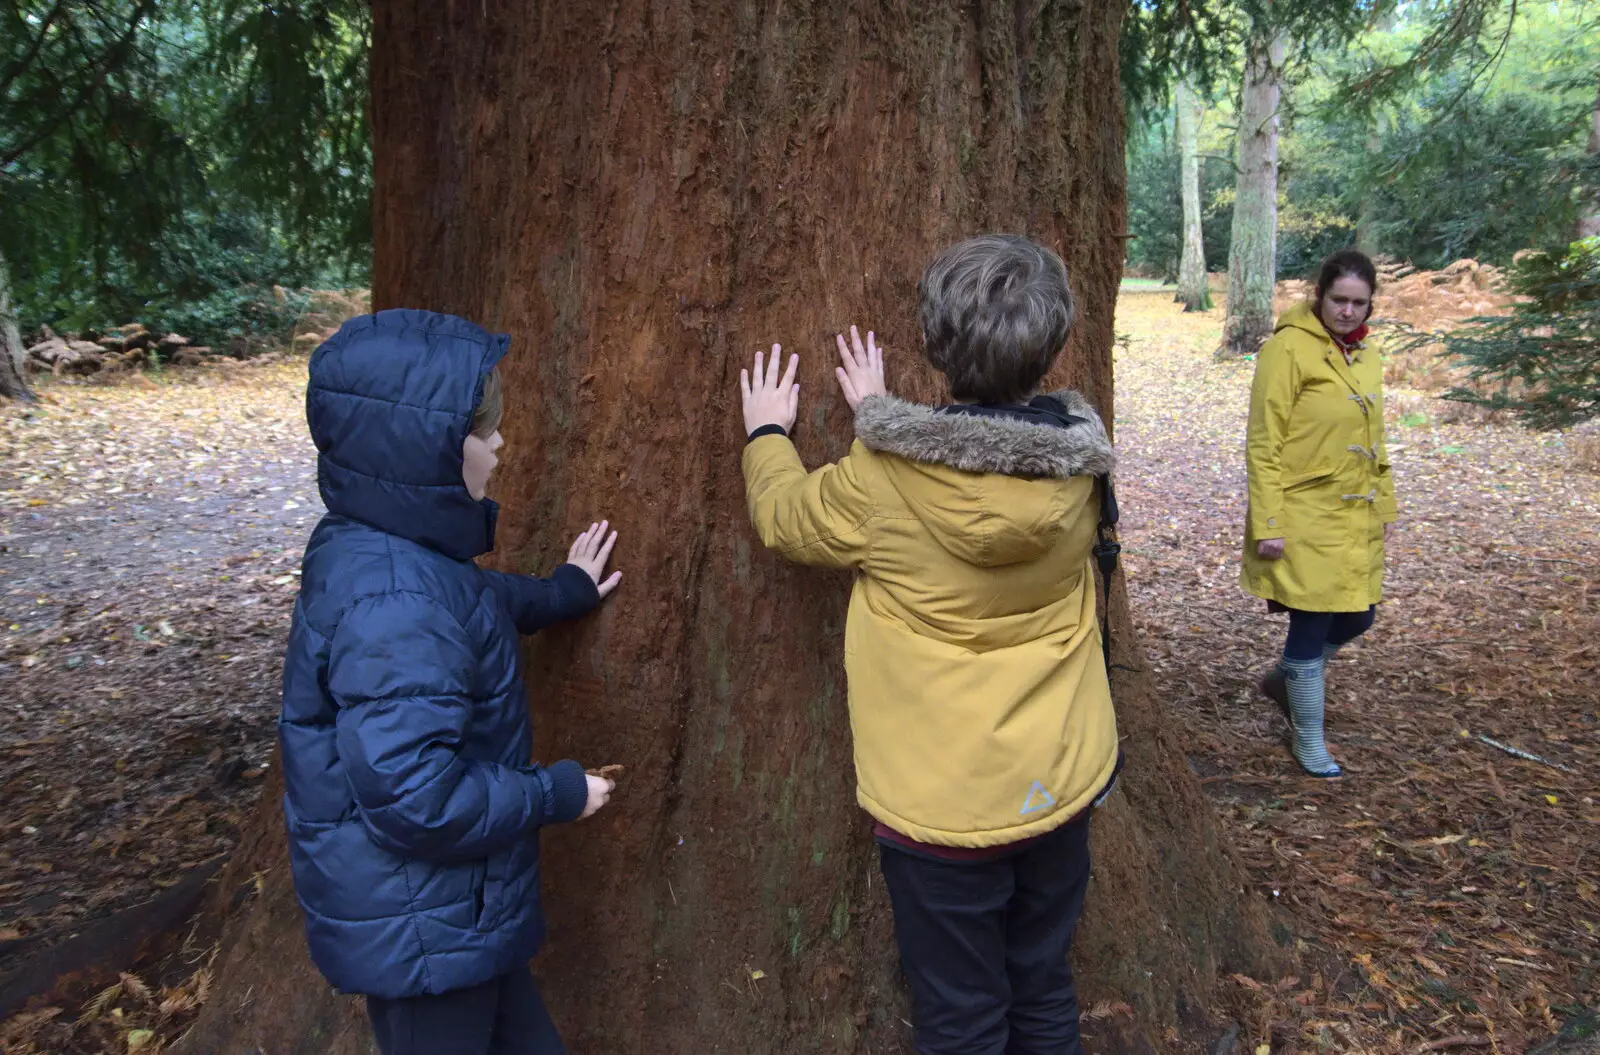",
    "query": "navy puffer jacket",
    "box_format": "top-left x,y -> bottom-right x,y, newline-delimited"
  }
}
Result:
279,309 -> 596,999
